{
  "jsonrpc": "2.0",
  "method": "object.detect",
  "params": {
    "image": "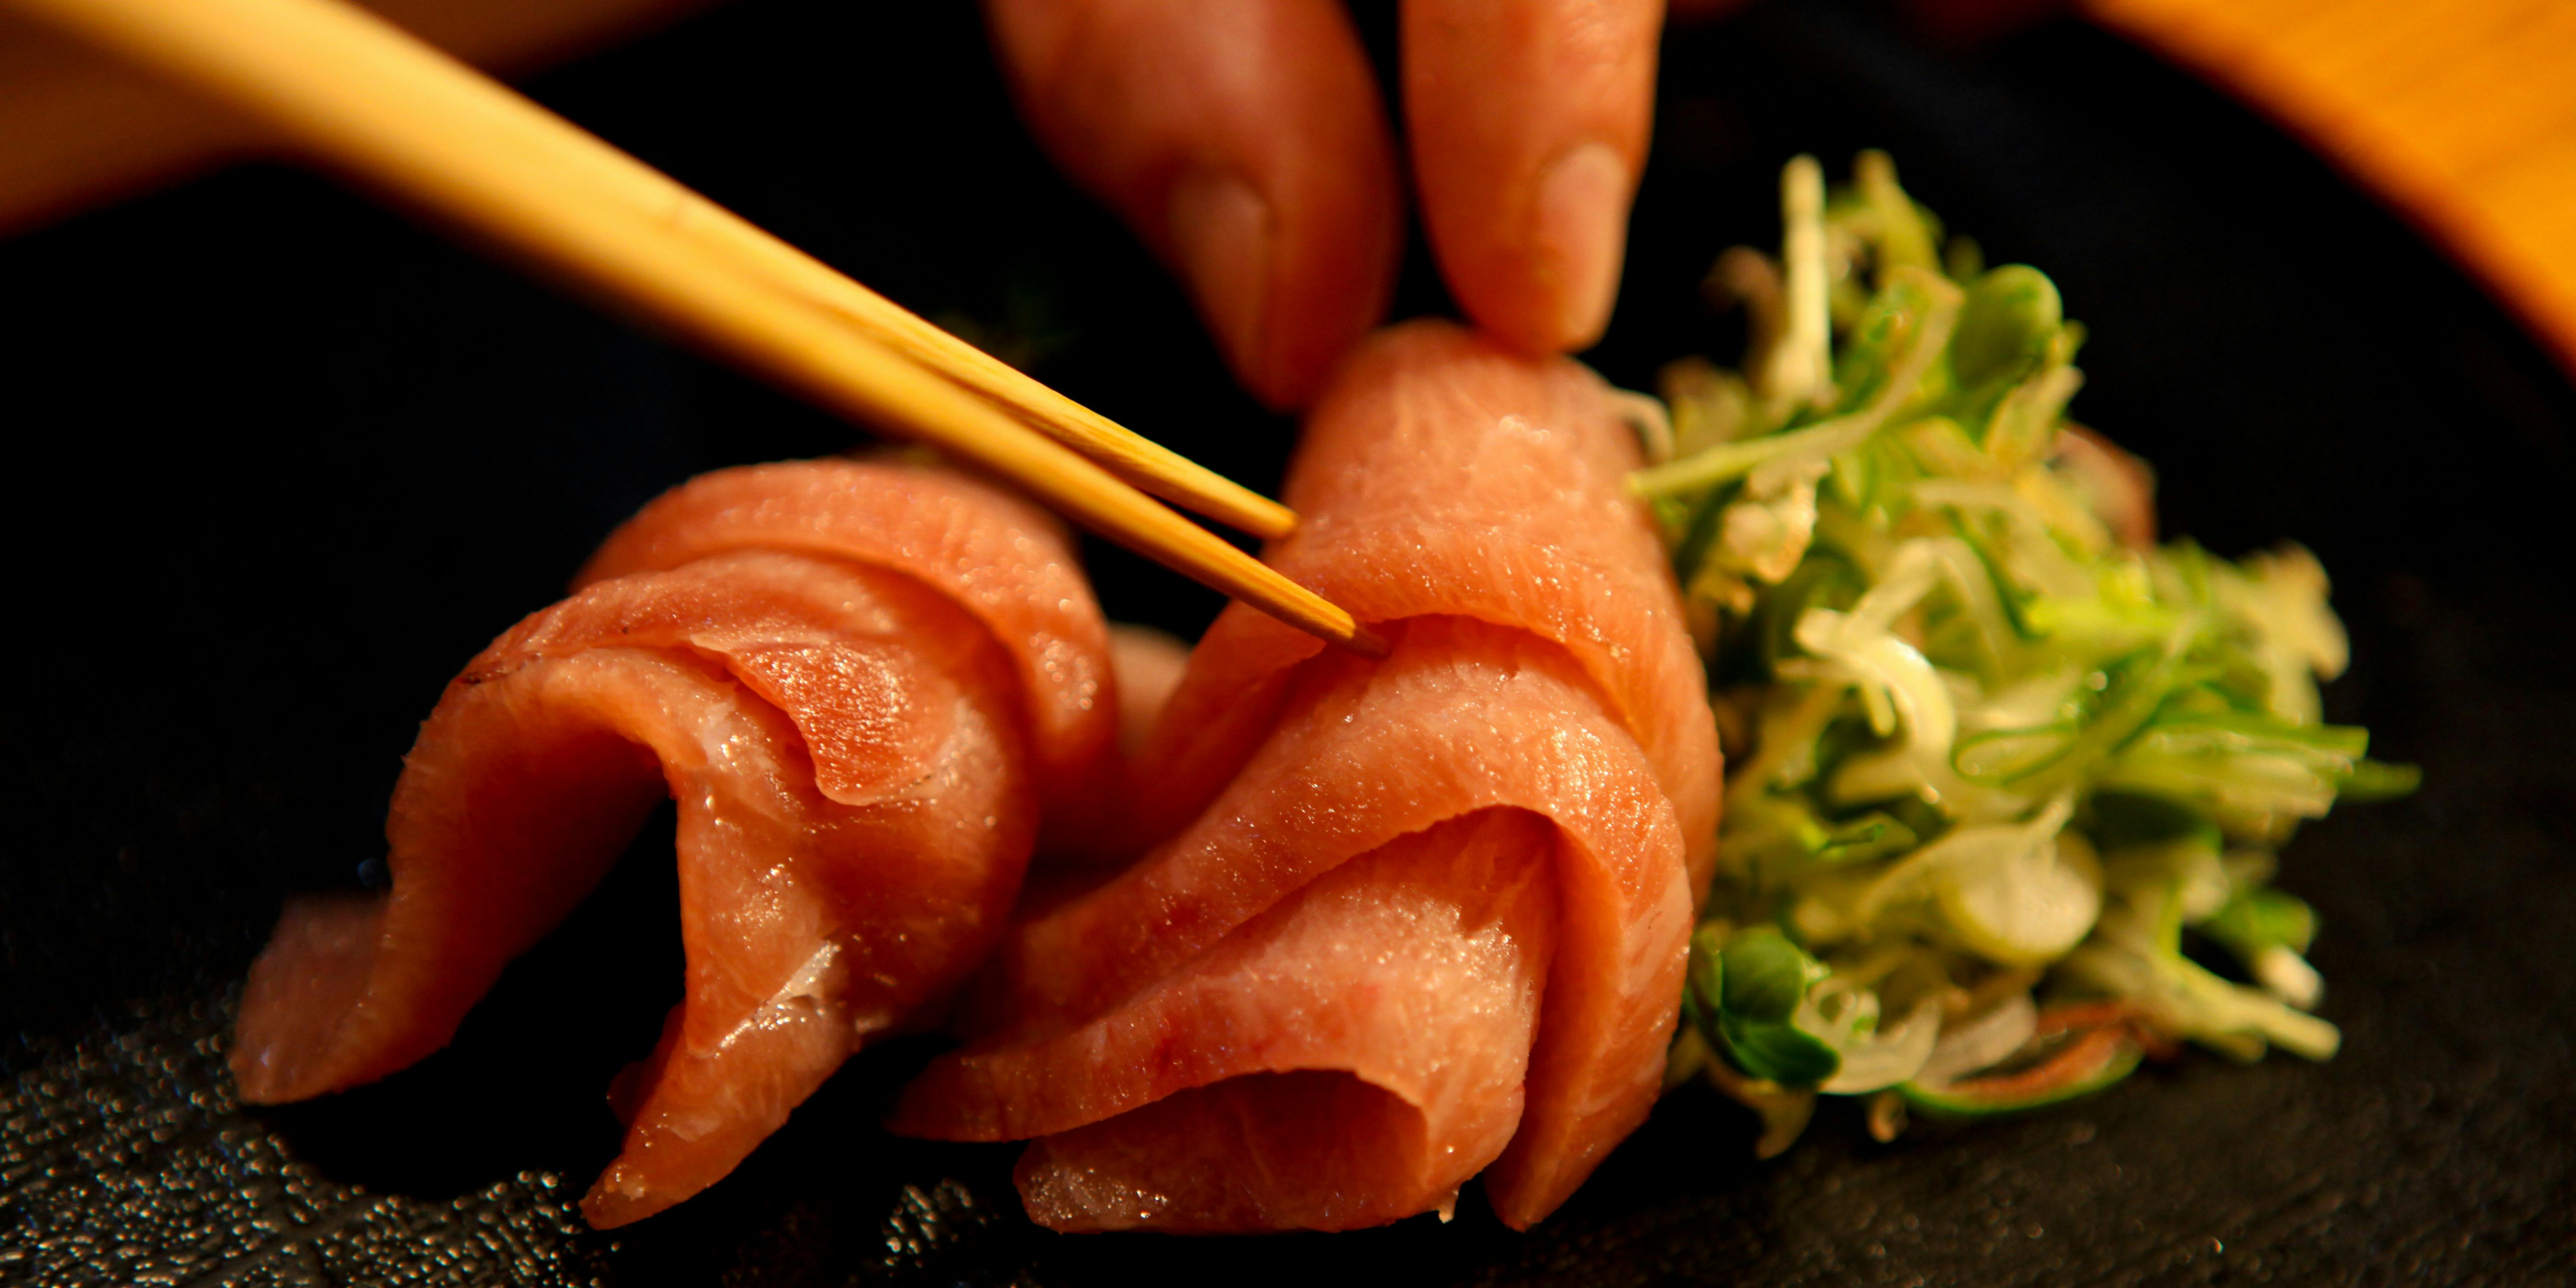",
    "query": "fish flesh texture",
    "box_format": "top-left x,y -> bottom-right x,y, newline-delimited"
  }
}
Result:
1099,321 -> 1717,881
231,461 -> 1115,1228
579,458 -> 1116,844
893,322 -> 1719,1232
894,324 -> 1716,1230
